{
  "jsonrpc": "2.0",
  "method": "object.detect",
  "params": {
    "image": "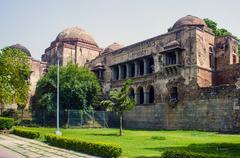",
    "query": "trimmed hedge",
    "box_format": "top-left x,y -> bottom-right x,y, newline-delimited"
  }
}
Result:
0,117 -> 15,130
45,134 -> 122,158
162,150 -> 228,158
11,128 -> 40,139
